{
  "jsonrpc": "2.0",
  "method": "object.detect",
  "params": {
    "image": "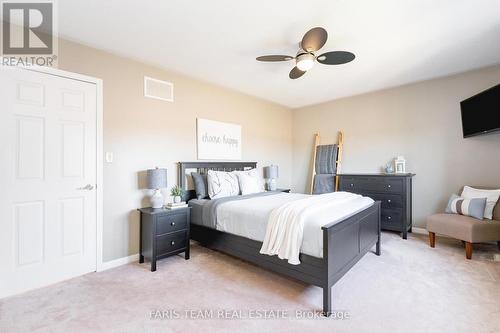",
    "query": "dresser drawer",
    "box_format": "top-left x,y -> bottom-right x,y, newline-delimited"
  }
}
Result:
366,193 -> 403,209
156,231 -> 187,255
341,177 -> 403,194
156,212 -> 188,235
381,208 -> 403,229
